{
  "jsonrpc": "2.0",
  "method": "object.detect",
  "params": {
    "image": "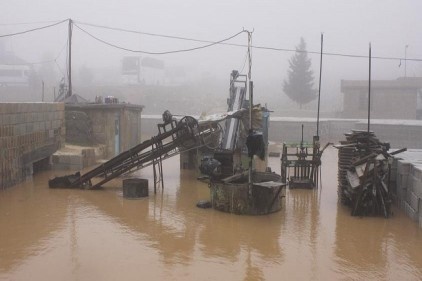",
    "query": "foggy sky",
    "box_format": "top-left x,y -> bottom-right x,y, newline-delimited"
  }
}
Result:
1,0 -> 421,112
